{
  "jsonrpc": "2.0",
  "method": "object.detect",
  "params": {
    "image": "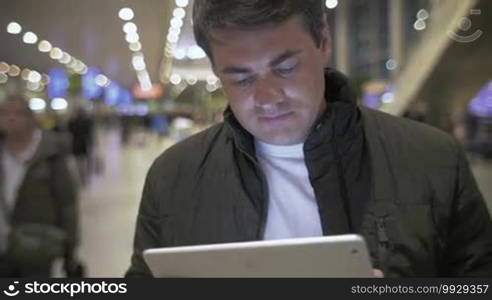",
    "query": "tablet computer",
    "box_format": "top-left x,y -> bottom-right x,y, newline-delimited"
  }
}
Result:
143,234 -> 373,277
